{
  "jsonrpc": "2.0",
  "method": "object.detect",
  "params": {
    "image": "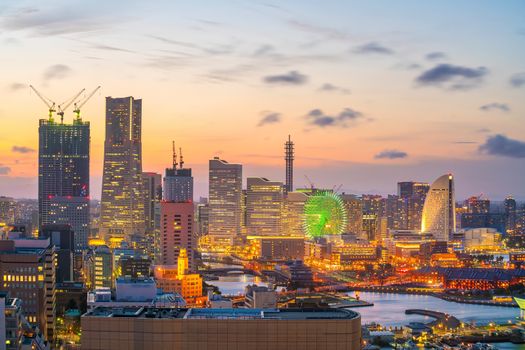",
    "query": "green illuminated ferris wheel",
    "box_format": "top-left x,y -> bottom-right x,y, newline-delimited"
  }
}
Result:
303,191 -> 348,239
